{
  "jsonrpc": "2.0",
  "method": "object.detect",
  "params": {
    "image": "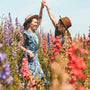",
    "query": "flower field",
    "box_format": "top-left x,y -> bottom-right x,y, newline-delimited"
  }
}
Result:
0,13 -> 90,90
